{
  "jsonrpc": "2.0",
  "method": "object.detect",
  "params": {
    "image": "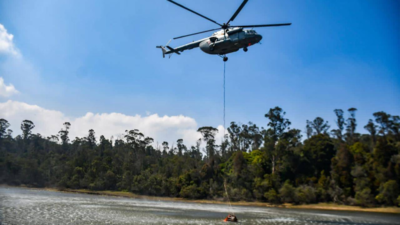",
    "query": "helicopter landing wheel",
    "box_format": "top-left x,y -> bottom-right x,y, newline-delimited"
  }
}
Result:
223,56 -> 228,62
243,47 -> 248,52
